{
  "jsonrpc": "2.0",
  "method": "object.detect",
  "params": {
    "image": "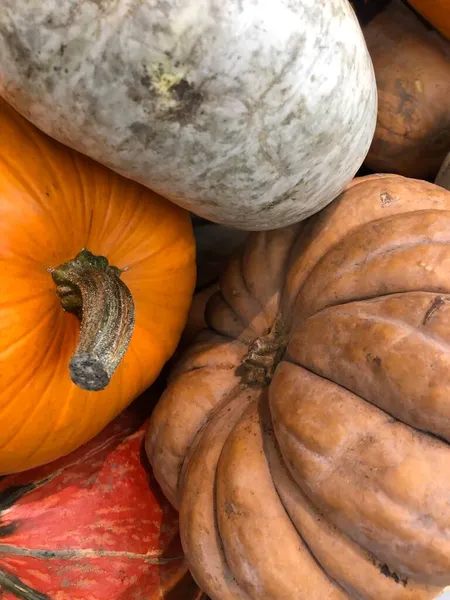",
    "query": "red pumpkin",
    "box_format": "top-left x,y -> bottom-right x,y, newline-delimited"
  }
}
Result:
0,390 -> 202,600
